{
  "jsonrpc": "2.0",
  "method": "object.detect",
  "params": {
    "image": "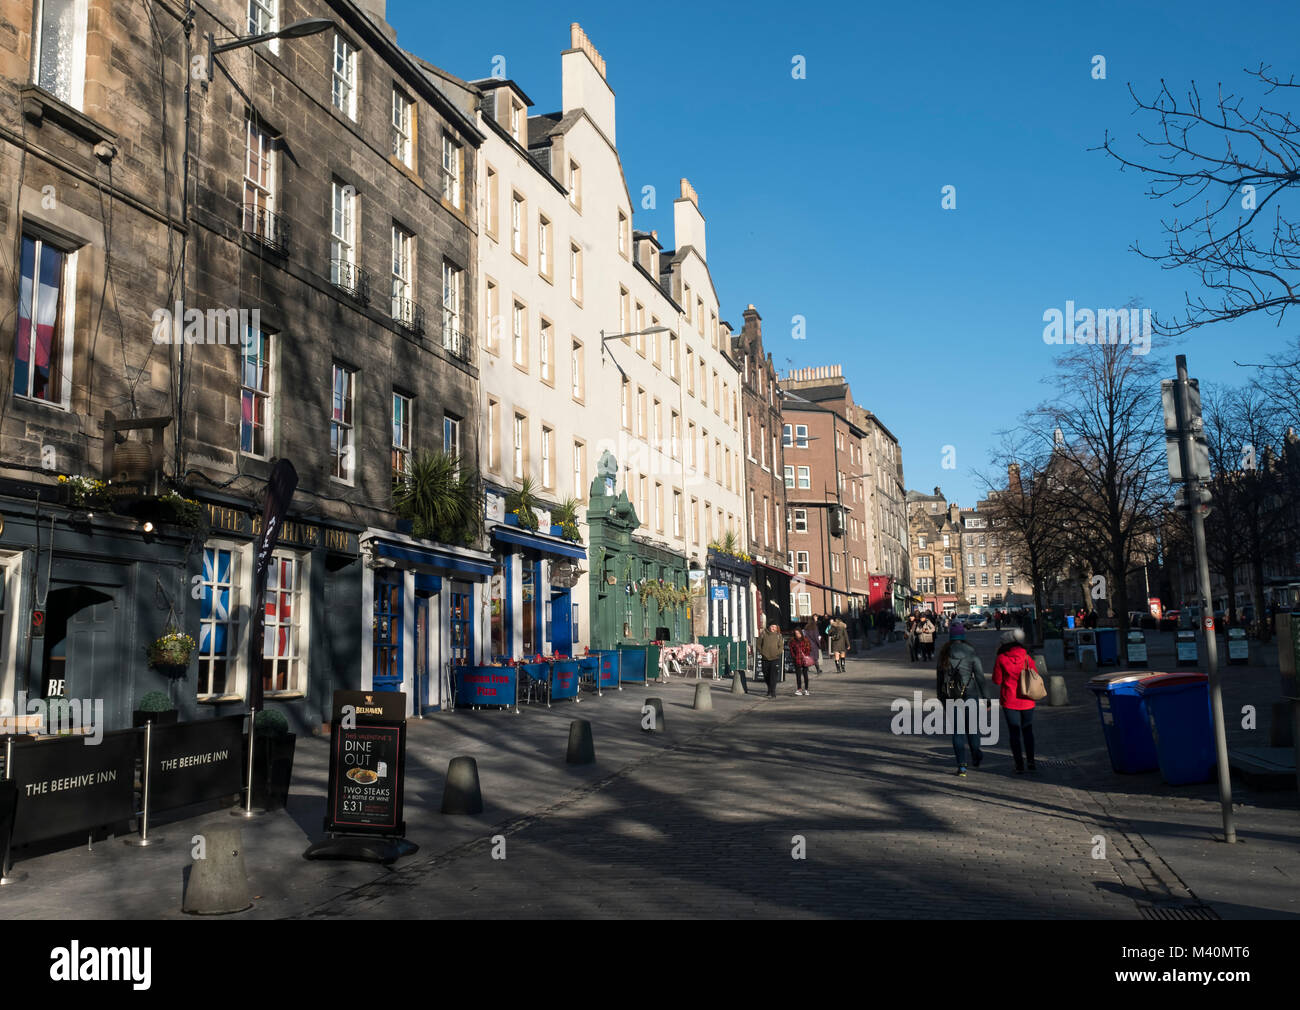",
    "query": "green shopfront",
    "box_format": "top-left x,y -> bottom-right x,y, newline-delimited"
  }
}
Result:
585,463 -> 689,650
